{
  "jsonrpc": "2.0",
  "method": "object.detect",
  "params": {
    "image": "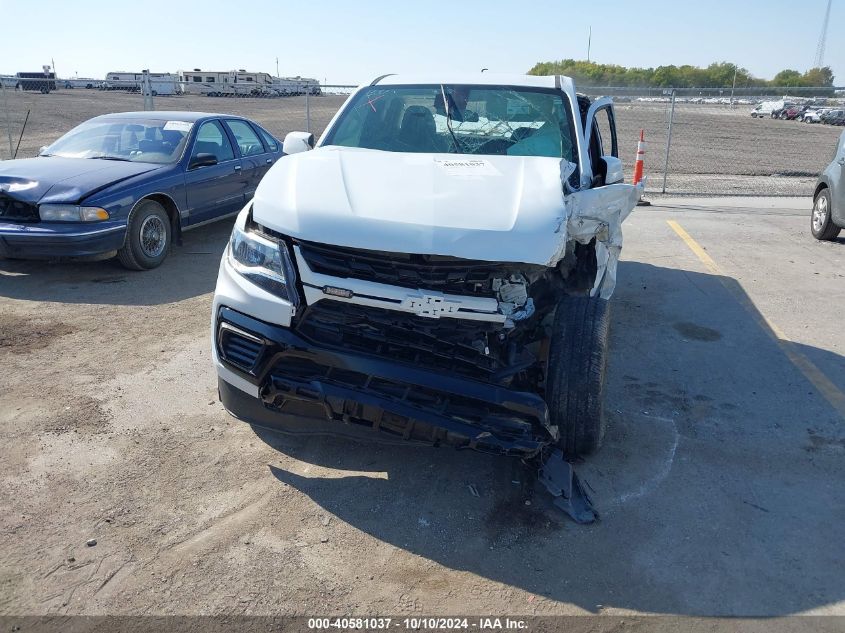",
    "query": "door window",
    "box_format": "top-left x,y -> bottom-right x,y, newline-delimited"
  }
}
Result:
592,106 -> 618,158
191,120 -> 235,163
254,125 -> 279,152
225,120 -> 265,157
